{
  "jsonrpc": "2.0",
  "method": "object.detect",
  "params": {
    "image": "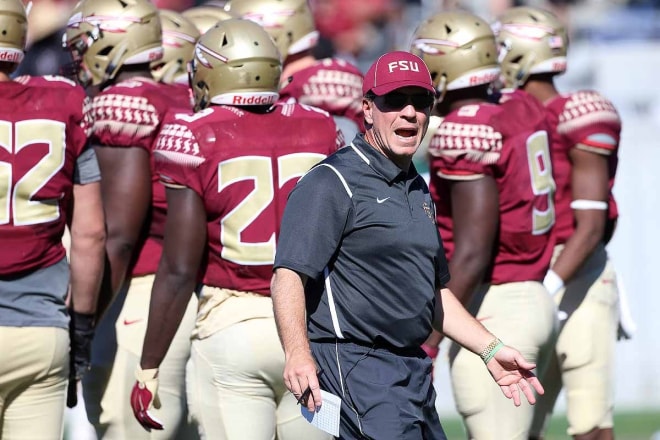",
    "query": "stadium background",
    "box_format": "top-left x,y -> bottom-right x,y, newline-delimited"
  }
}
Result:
18,0 -> 659,438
